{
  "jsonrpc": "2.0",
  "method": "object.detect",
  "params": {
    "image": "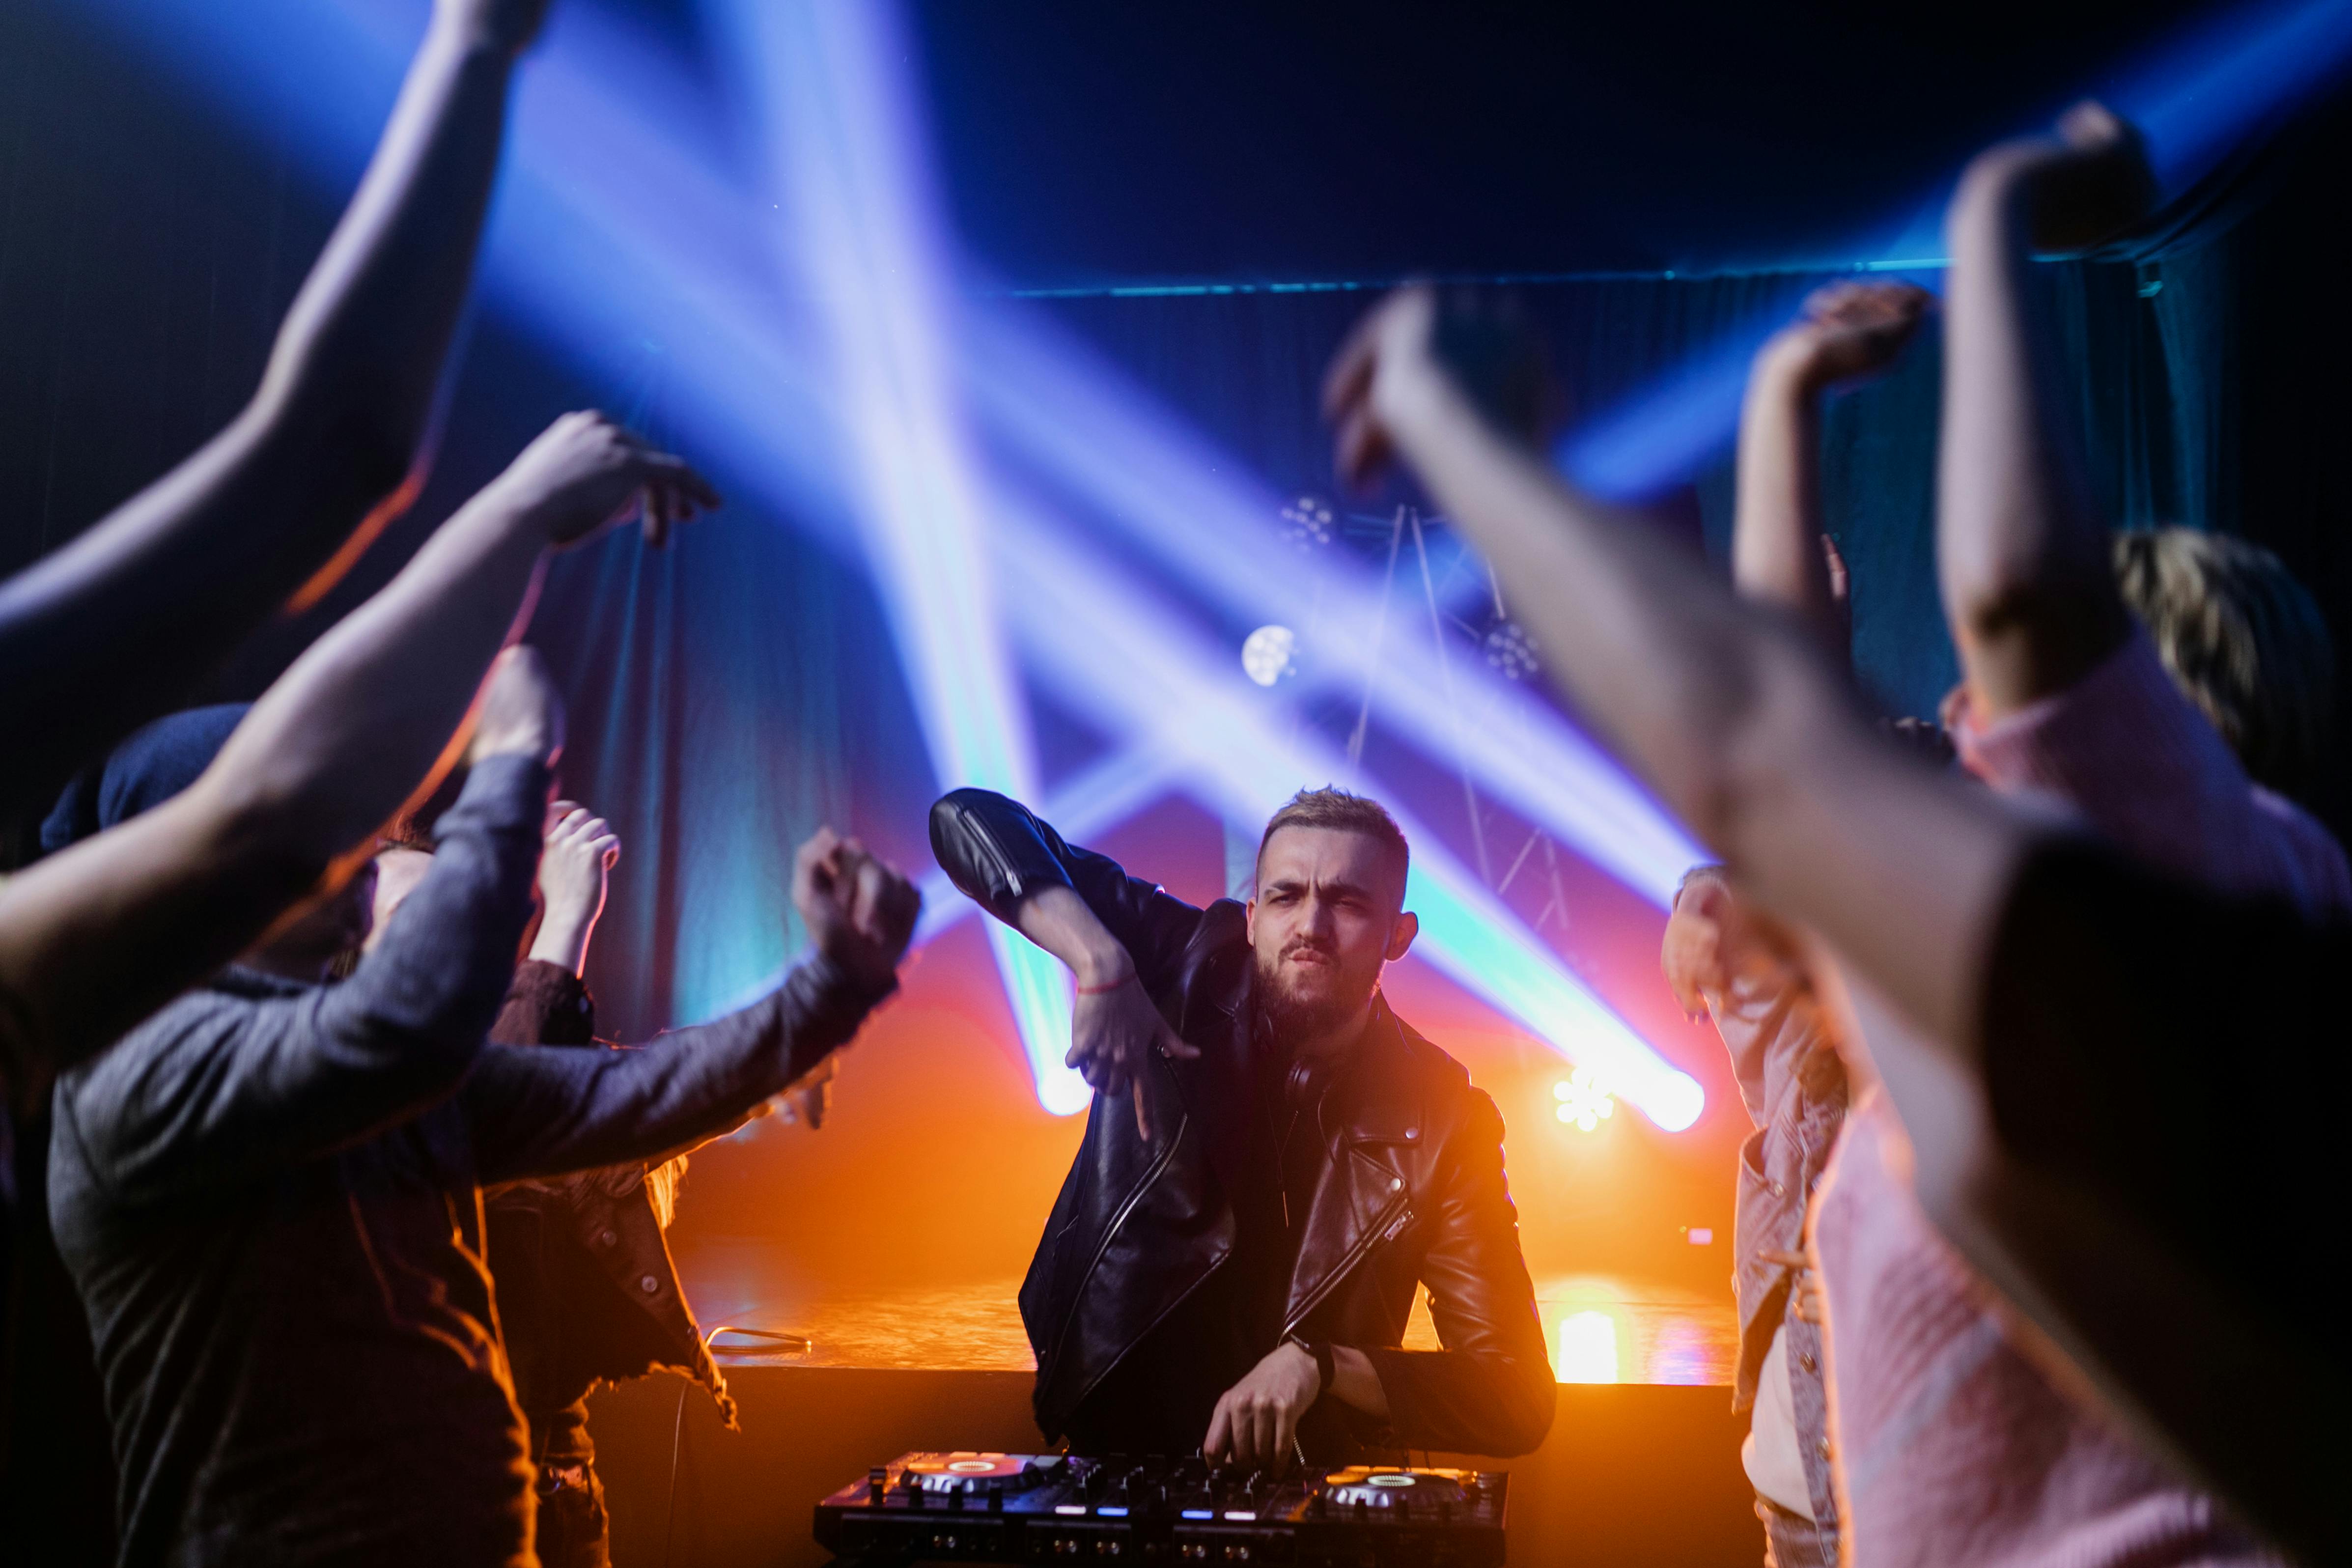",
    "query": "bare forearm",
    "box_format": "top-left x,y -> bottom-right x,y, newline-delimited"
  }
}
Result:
1938,156 -> 2130,717
0,12 -> 523,818
1014,884 -> 1134,986
196,481 -> 552,872
1734,345 -> 1843,647
1385,371 -> 2020,1050
528,910 -> 596,975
